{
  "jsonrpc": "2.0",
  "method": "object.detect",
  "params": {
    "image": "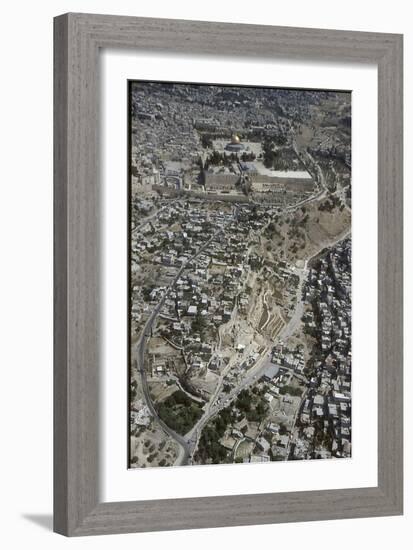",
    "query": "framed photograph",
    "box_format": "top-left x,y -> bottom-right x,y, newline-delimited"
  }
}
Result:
54,13 -> 403,536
